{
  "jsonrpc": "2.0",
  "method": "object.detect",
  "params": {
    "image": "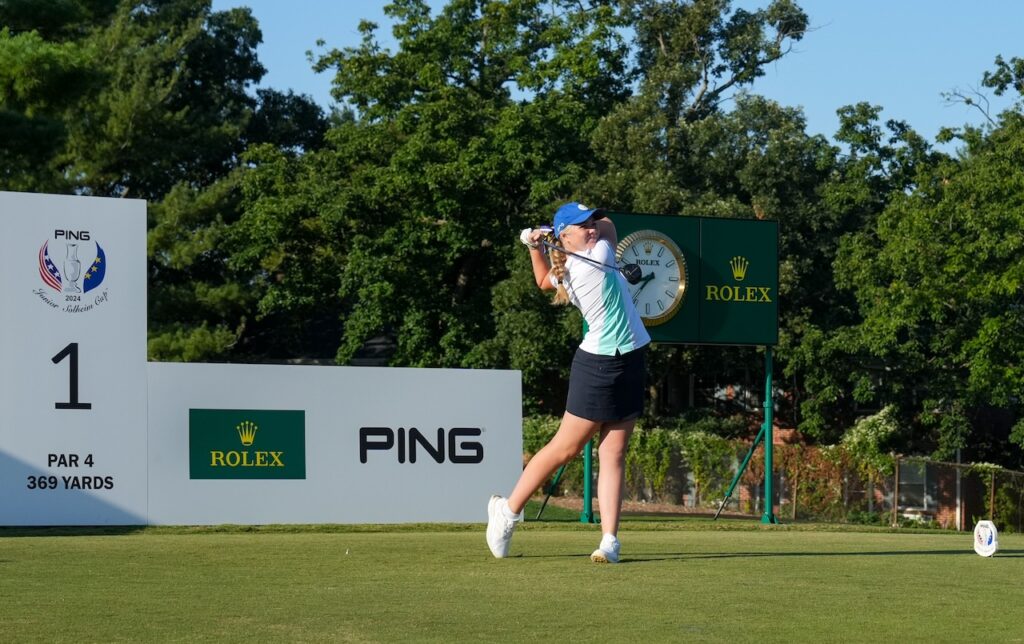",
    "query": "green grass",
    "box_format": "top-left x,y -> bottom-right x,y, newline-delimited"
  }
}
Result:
1,509 -> 1022,643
